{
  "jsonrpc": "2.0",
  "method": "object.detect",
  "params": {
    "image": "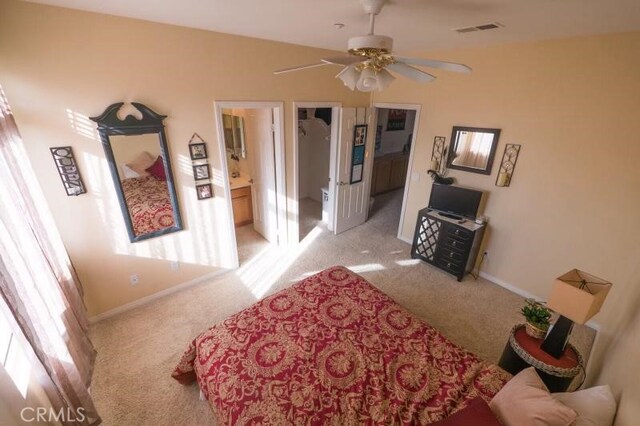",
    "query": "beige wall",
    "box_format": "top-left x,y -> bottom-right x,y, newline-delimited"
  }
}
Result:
0,0 -> 367,316
374,32 -> 640,423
